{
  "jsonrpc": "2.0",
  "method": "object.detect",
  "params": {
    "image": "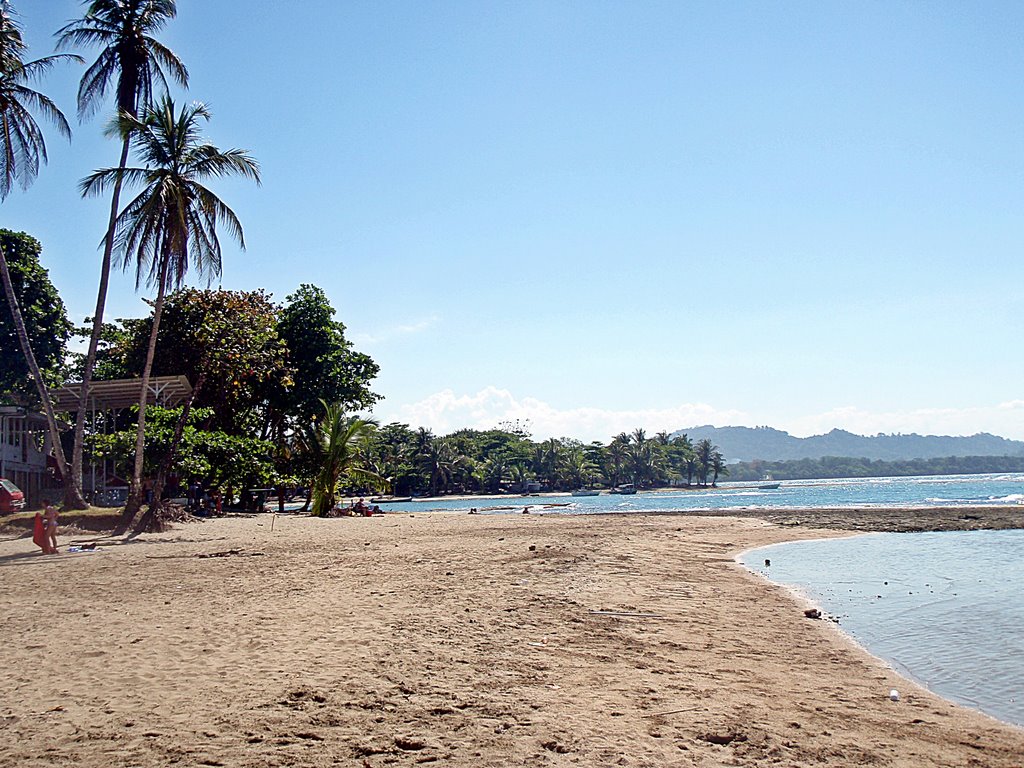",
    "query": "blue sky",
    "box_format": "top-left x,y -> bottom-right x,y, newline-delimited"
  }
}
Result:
6,1 -> 1024,441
